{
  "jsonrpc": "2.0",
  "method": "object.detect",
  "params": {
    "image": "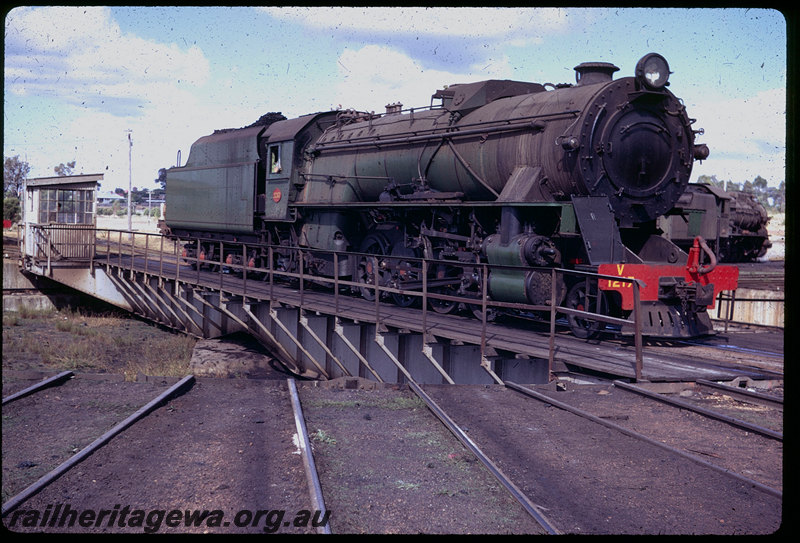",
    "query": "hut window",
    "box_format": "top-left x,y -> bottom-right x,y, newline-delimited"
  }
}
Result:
39,189 -> 93,224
